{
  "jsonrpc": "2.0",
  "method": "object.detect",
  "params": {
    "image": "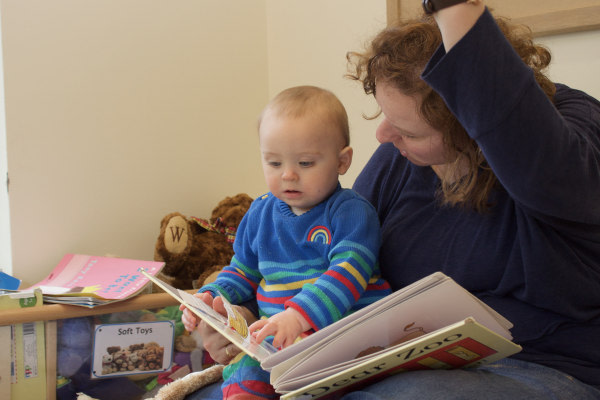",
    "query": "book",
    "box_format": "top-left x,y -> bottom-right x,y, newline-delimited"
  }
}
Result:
0,289 -> 47,400
0,271 -> 21,290
140,268 -> 278,361
24,254 -> 165,307
0,324 -> 10,399
140,270 -> 522,399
